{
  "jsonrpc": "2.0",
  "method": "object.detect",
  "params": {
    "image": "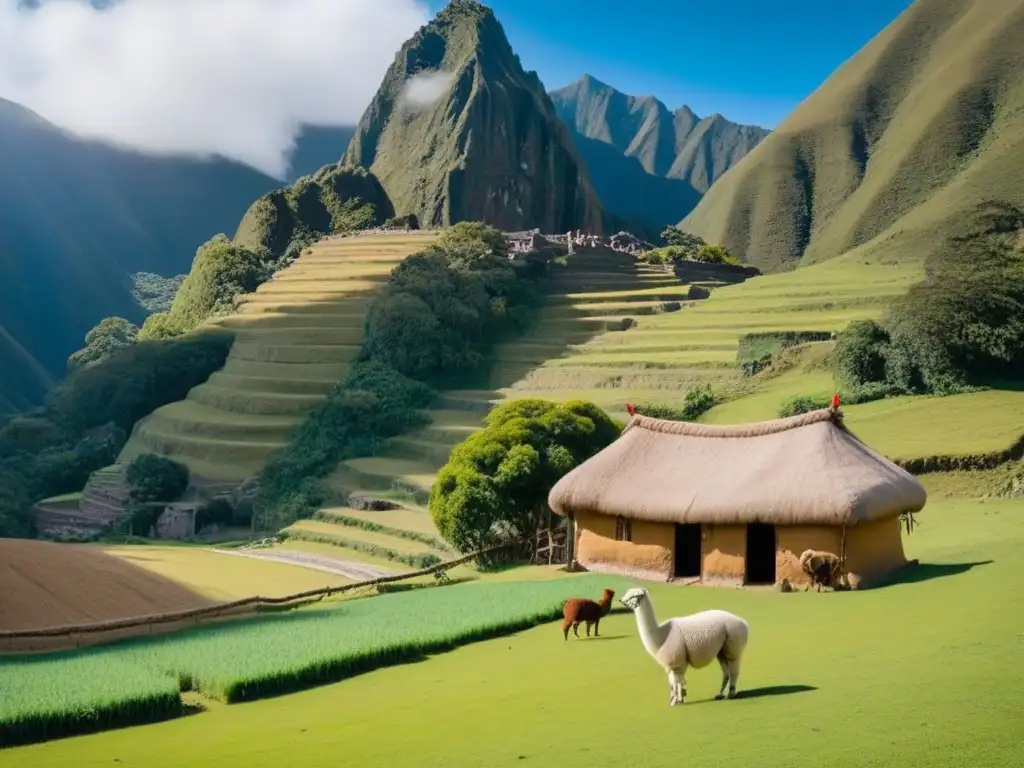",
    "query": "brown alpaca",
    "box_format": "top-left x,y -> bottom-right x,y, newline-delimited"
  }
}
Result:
561,588 -> 615,640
